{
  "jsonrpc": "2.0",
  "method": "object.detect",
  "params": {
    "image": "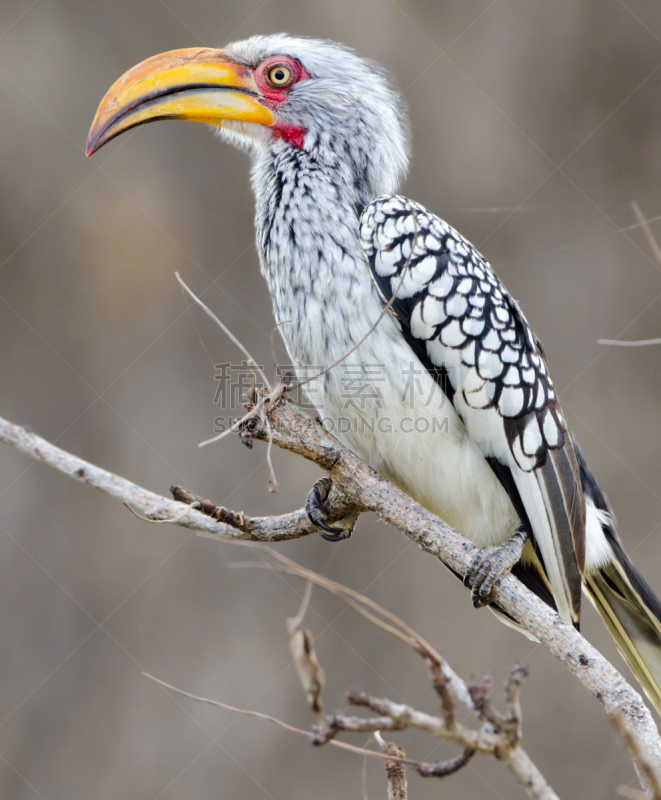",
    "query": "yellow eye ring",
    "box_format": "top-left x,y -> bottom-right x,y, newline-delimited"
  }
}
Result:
267,65 -> 292,86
